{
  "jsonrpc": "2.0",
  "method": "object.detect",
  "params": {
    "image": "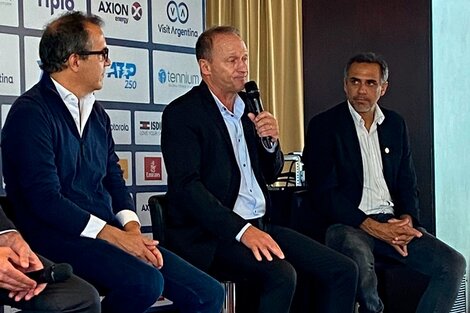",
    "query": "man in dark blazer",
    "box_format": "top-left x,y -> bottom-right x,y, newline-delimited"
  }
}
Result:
0,205 -> 100,312
303,52 -> 466,313
161,25 -> 359,313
